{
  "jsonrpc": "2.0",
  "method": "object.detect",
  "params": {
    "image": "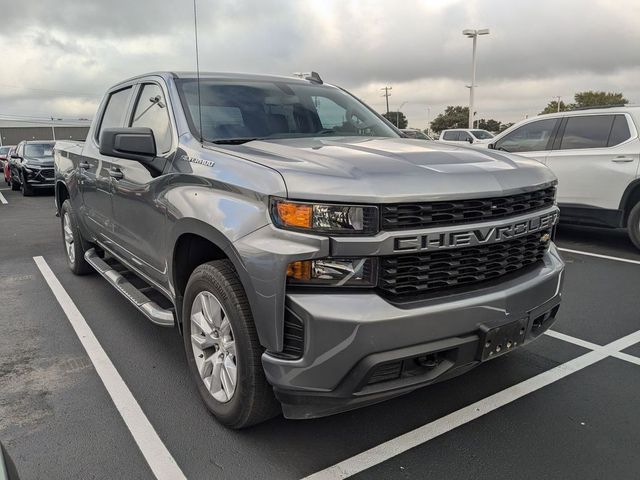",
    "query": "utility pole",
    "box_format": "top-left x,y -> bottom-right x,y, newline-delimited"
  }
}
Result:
554,96 -> 562,112
426,107 -> 431,134
381,86 -> 392,114
396,101 -> 407,128
463,28 -> 490,128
